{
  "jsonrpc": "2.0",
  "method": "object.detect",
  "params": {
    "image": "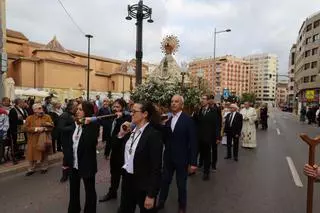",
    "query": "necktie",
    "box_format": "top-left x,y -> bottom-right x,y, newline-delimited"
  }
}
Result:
229,112 -> 234,126
110,119 -> 116,136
